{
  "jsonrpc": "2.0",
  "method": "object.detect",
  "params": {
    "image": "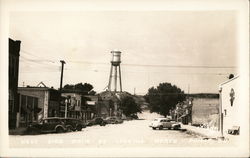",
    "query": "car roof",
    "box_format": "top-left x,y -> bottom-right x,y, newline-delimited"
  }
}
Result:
154,118 -> 167,120
43,117 -> 81,120
43,117 -> 61,120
